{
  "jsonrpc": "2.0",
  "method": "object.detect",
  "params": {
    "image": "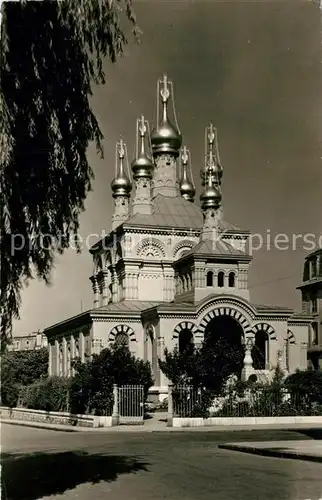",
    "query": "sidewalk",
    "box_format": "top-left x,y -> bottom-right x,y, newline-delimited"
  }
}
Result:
219,440 -> 322,463
2,416 -> 322,434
